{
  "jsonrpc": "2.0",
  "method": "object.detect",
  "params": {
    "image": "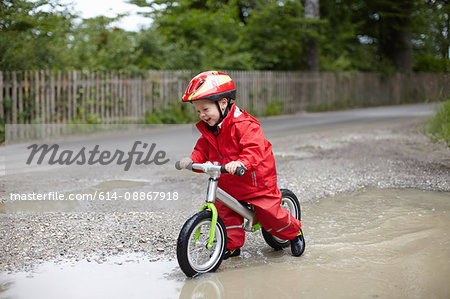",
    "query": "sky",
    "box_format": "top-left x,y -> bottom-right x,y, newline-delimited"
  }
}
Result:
60,0 -> 153,31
